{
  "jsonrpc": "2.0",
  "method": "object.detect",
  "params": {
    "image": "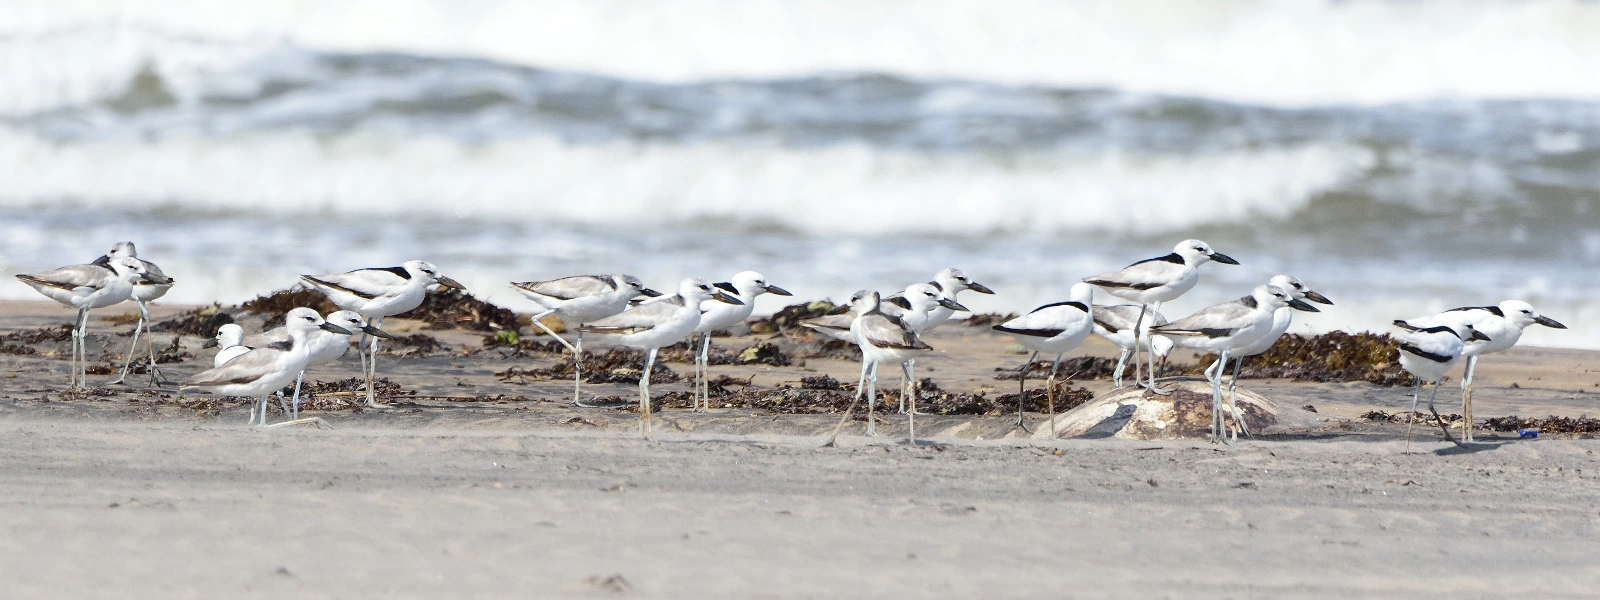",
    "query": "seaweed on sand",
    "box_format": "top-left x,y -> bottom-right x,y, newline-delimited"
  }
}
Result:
1483,415 -> 1600,434
1180,331 -> 1414,386
237,287 -> 338,328
494,349 -> 682,385
152,304 -> 235,337
748,300 -> 848,334
398,288 -> 522,332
